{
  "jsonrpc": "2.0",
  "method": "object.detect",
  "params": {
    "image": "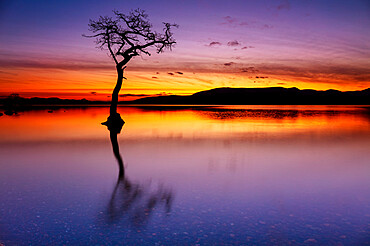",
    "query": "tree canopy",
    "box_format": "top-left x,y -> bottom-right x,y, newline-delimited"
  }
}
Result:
84,9 -> 178,70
